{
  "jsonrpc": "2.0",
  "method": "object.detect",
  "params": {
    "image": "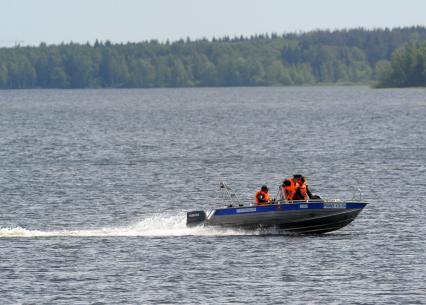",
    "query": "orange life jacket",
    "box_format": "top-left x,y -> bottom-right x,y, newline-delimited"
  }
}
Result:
298,181 -> 308,200
282,179 -> 299,201
255,190 -> 271,205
